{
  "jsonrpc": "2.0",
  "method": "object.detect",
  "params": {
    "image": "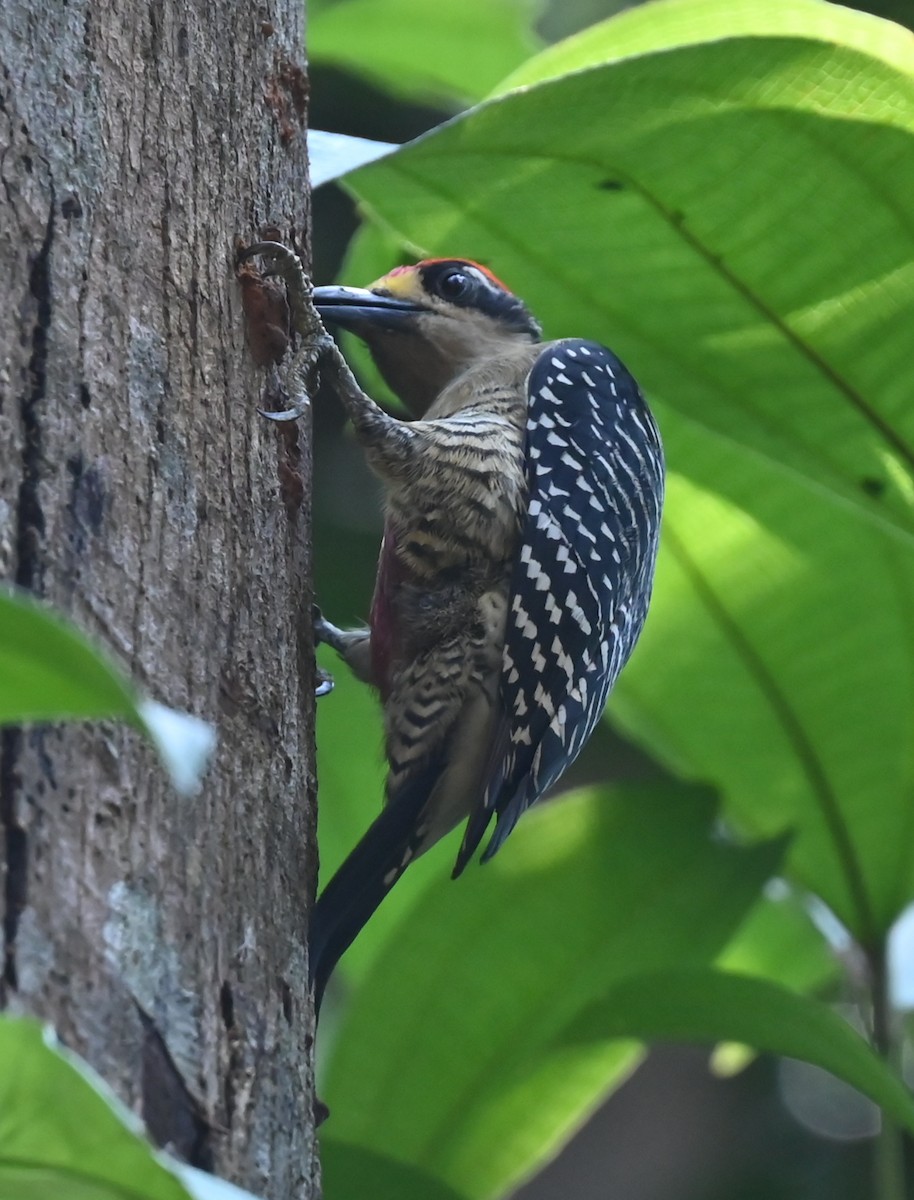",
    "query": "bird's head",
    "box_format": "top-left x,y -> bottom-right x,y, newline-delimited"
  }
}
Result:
313,259 -> 541,415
